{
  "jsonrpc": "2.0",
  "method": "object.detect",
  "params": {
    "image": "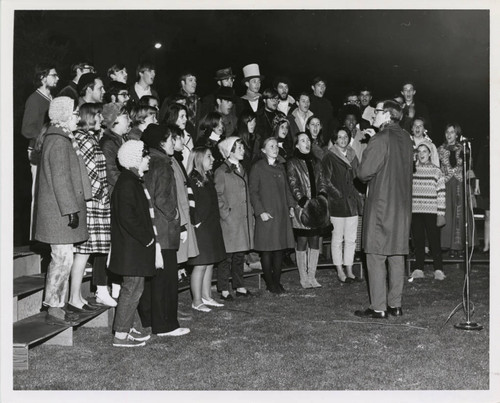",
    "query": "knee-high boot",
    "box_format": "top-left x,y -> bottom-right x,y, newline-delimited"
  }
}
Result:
307,248 -> 322,288
296,250 -> 312,289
